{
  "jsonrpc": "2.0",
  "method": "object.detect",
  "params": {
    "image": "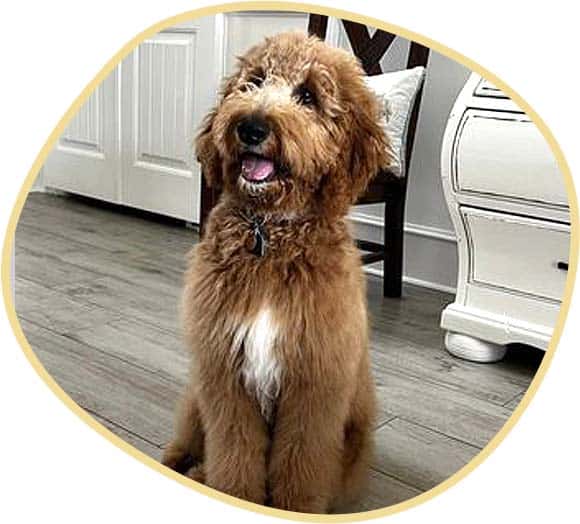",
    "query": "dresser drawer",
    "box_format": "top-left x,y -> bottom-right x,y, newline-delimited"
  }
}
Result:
454,110 -> 567,207
463,208 -> 570,301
